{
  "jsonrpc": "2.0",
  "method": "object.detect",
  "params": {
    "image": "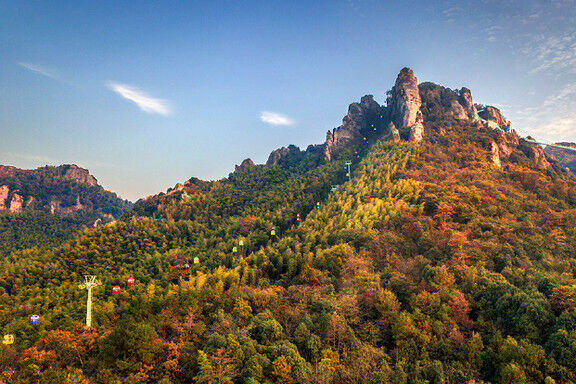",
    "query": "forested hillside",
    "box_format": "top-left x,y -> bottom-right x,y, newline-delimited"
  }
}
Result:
2,70 -> 576,384
0,164 -> 132,257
